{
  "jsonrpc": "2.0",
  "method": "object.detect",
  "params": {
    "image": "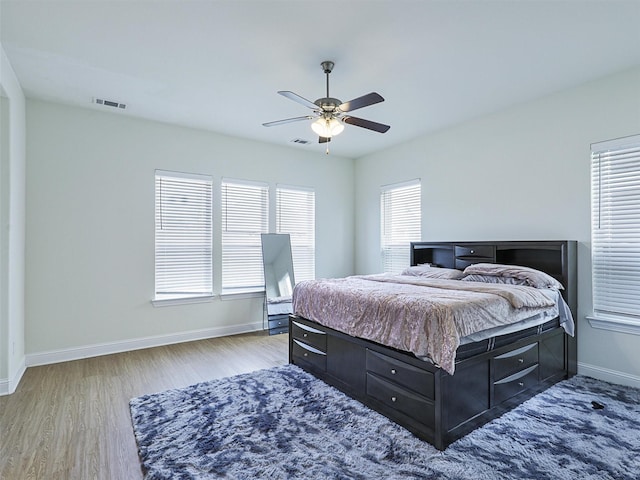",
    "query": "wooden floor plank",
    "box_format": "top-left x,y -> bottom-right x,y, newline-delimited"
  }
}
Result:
0,331 -> 289,480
